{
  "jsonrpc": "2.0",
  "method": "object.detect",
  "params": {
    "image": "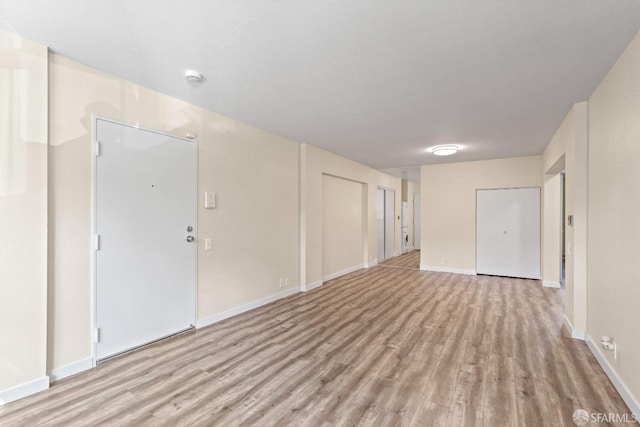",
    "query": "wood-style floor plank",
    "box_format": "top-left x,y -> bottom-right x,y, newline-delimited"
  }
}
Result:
0,251 -> 631,426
